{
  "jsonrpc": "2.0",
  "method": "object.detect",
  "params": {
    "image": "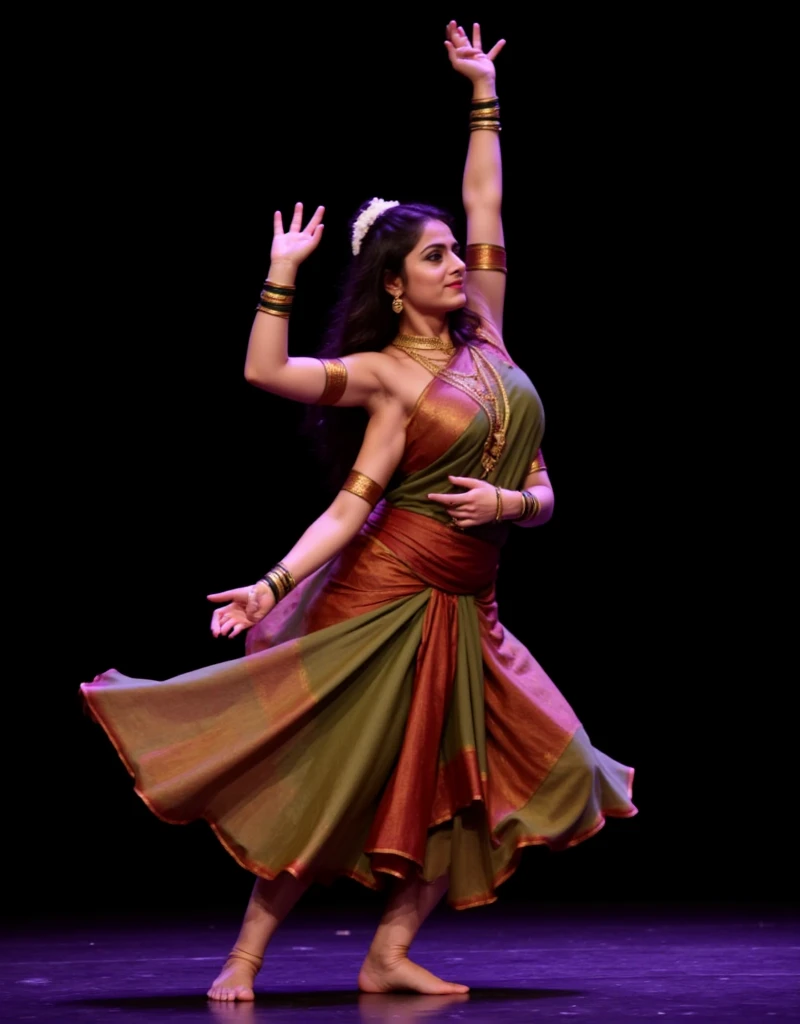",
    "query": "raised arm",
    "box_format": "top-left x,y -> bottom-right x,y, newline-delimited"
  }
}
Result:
207,398 -> 407,638
244,202 -> 384,408
445,22 -> 507,335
